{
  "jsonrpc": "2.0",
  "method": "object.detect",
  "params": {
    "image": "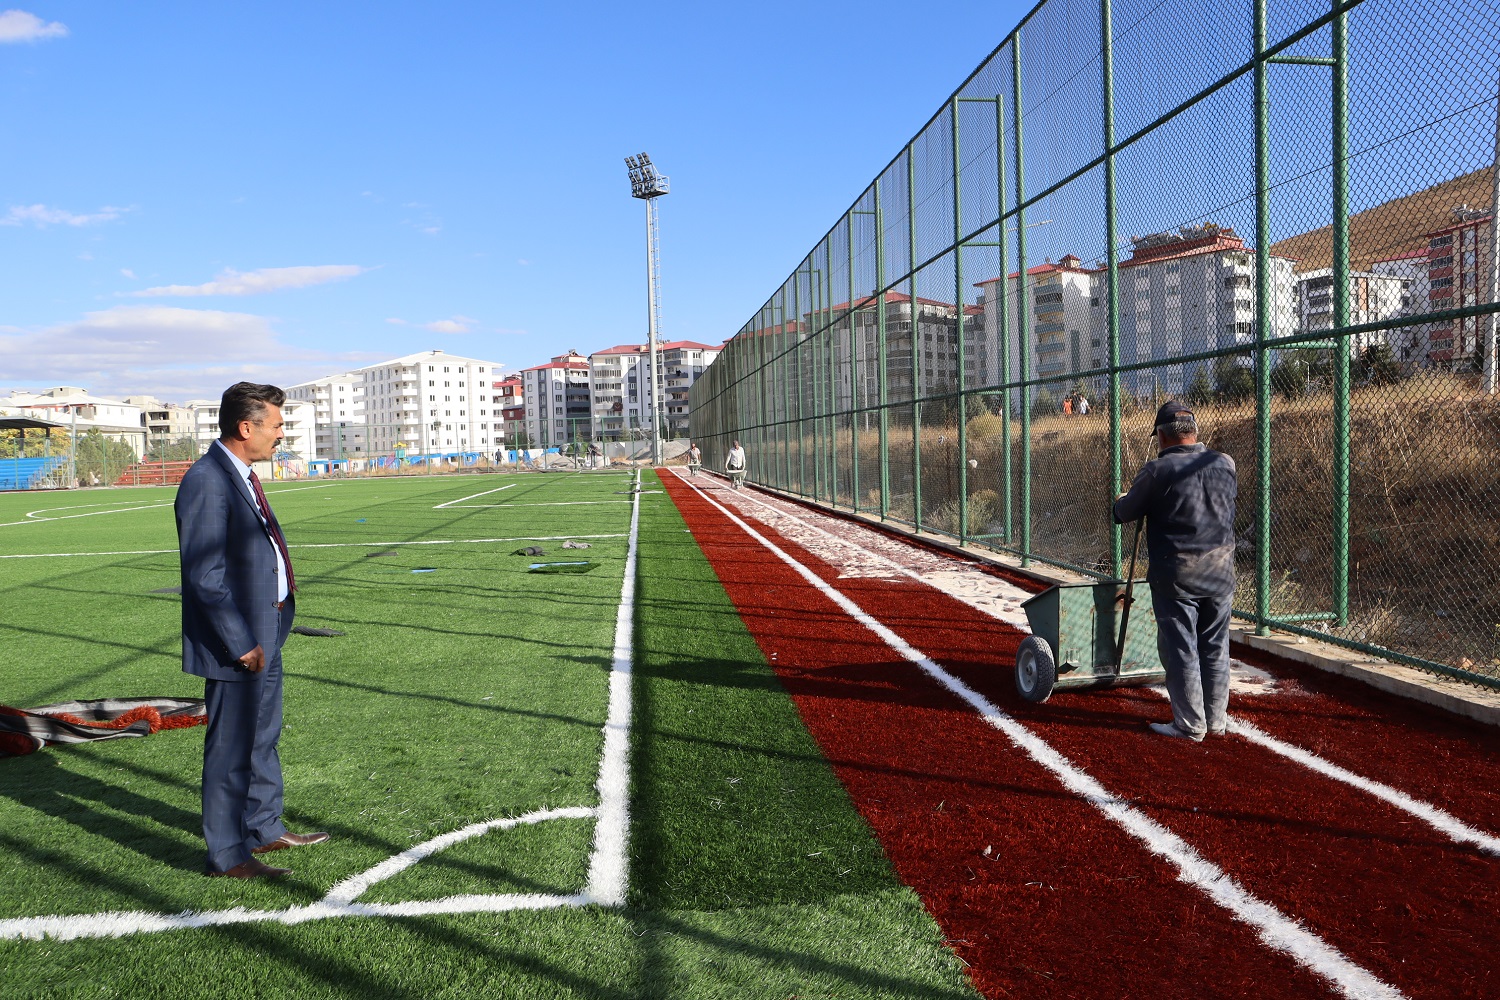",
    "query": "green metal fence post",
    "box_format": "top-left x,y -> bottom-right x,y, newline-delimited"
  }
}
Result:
909,147 -> 923,532
996,96 -> 1013,544
786,284 -> 798,491
795,272 -> 806,495
1331,3 -> 1351,628
1102,0 -> 1123,578
848,217 -> 859,511
875,192 -> 891,521
1013,40 -> 1033,566
1254,0 -> 1274,635
953,98 -> 970,545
